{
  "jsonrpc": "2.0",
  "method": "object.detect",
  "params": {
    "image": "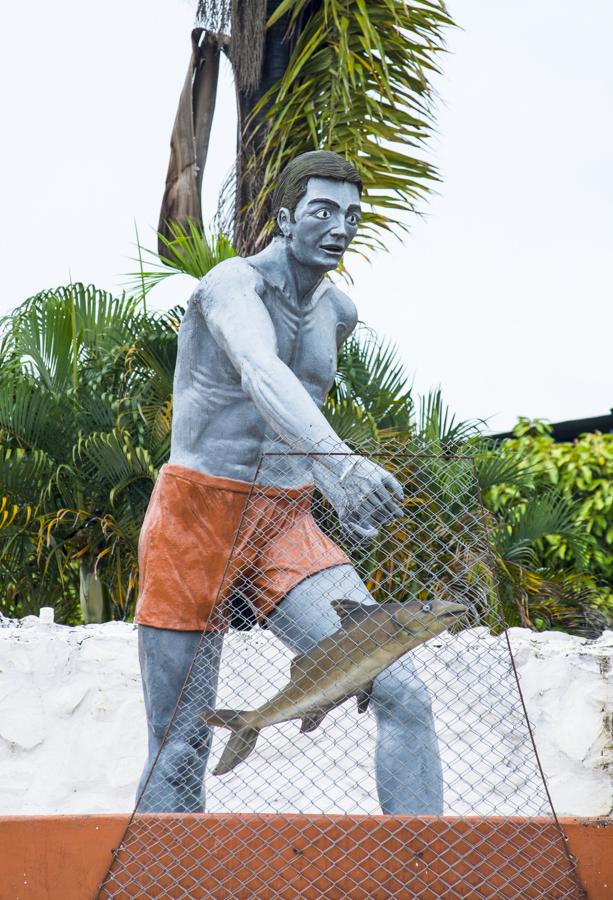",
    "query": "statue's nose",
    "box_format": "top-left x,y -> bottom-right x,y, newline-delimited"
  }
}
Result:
329,217 -> 349,241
